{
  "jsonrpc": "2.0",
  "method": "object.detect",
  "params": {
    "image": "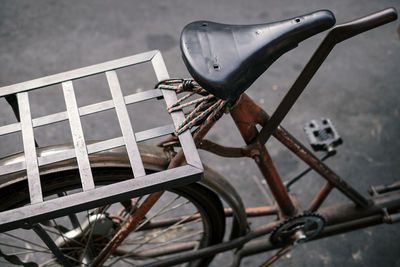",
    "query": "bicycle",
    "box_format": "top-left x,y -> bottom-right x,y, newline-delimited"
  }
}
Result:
0,7 -> 399,267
